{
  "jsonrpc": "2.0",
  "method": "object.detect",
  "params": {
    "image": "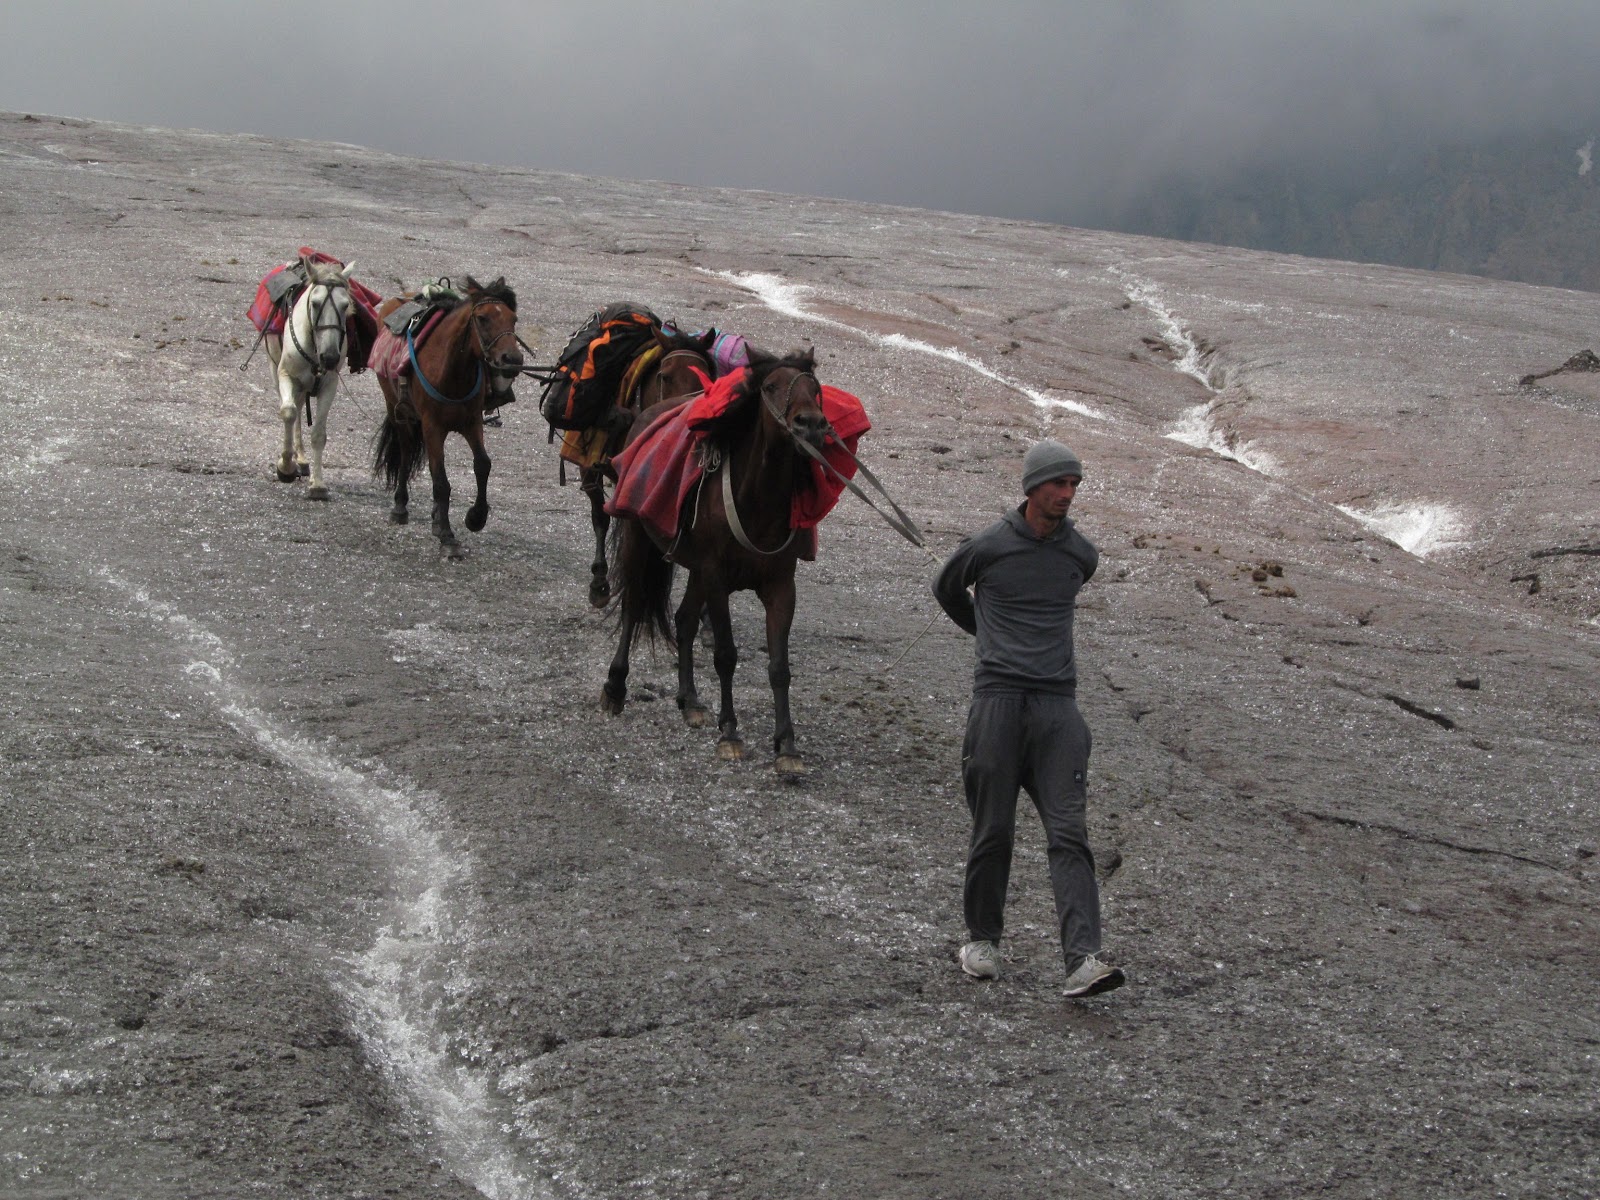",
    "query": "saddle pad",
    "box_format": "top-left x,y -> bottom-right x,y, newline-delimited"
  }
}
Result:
605,404 -> 704,545
246,249 -> 383,345
676,371 -> 871,530
709,332 -> 749,378
265,264 -> 304,305
607,371 -> 872,552
382,299 -> 427,335
369,311 -> 445,380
